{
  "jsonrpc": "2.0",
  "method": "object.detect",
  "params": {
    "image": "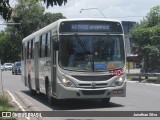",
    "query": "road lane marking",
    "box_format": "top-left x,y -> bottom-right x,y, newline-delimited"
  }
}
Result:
7,90 -> 30,120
